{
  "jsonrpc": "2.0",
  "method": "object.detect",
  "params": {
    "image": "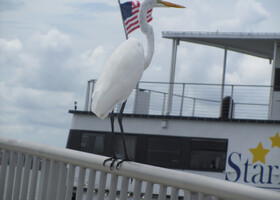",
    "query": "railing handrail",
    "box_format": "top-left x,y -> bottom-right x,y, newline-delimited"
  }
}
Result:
0,136 -> 279,200
84,79 -> 275,120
